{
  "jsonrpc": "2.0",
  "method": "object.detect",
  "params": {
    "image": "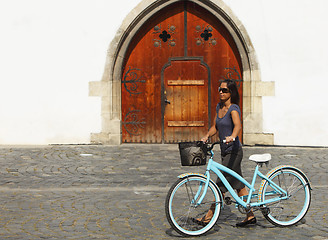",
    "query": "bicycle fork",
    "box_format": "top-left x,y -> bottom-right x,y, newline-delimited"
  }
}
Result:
186,172 -> 211,207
